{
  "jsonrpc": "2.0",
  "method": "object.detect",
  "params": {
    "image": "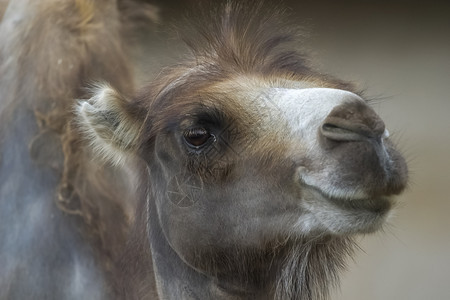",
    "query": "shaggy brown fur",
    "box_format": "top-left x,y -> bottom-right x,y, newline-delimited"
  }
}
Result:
0,0 -> 157,298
